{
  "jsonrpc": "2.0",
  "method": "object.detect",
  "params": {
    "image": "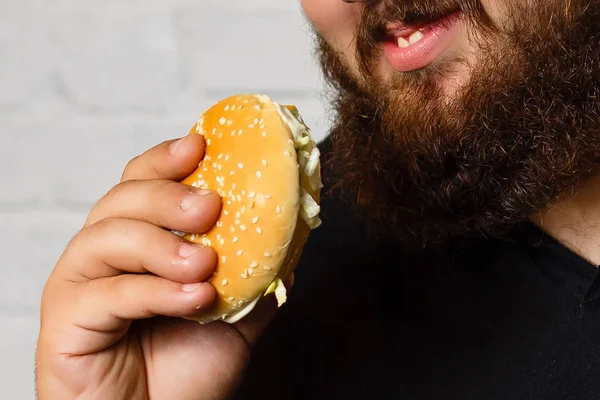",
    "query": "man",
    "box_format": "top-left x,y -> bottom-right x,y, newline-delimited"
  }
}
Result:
35,0 -> 600,399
